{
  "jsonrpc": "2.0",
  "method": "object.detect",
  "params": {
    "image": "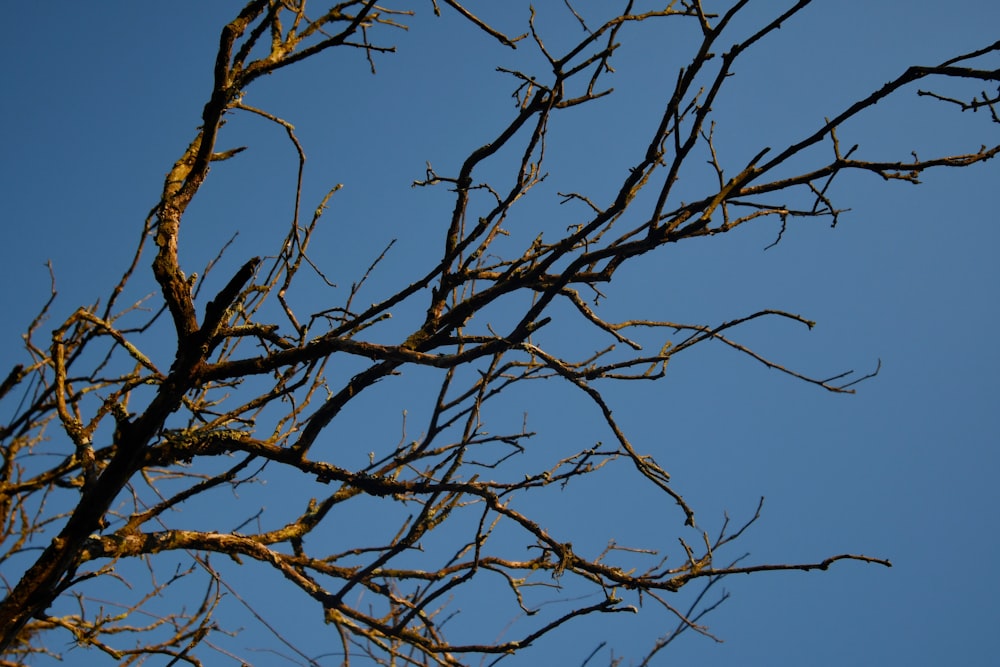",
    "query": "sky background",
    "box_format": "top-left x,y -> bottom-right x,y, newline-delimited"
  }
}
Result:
1,2 -> 998,665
